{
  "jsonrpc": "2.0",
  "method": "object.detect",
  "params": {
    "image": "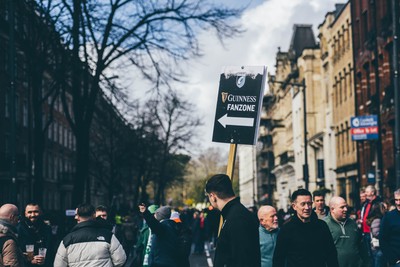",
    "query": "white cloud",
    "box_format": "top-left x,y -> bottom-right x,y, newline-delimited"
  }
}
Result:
175,0 -> 339,154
